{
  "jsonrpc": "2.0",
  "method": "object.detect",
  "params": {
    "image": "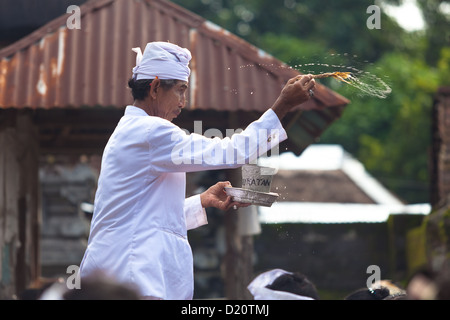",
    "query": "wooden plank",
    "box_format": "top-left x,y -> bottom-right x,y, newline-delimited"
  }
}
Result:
0,129 -> 4,286
0,110 -> 41,298
16,112 -> 41,293
4,127 -> 19,244
224,167 -> 253,300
